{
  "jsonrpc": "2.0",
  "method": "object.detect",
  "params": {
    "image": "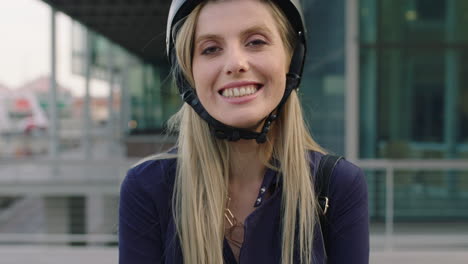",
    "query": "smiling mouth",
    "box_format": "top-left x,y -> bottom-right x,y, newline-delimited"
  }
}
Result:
219,84 -> 262,98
